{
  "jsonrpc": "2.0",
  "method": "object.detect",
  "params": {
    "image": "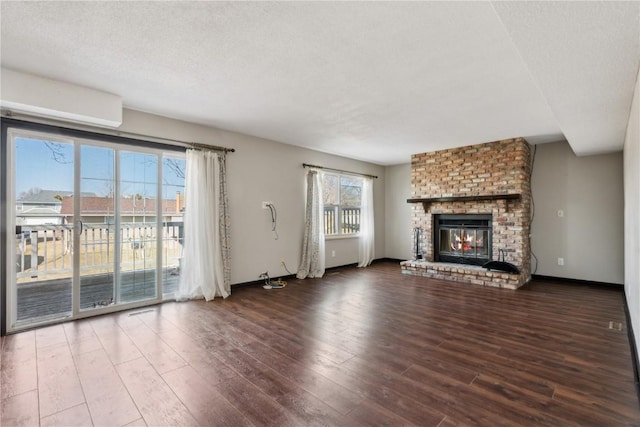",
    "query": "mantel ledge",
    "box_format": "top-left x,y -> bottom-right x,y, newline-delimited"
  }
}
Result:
407,193 -> 521,206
